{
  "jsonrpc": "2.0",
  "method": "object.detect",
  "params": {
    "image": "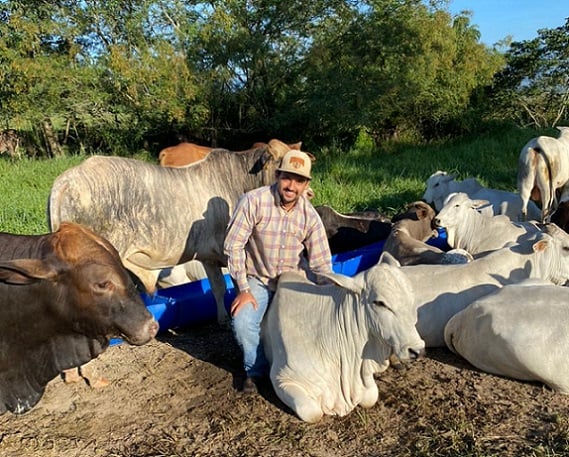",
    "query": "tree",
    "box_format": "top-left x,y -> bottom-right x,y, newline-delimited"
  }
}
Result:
491,18 -> 569,128
296,0 -> 503,144
0,0 -> 204,155
184,0 -> 349,146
